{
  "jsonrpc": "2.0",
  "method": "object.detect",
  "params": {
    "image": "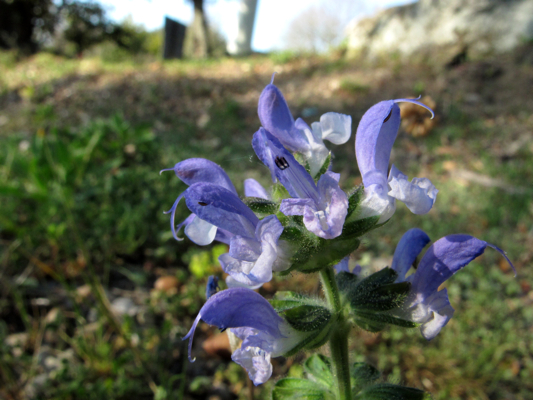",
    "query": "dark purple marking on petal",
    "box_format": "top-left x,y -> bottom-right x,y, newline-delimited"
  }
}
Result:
252,128 -> 319,203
